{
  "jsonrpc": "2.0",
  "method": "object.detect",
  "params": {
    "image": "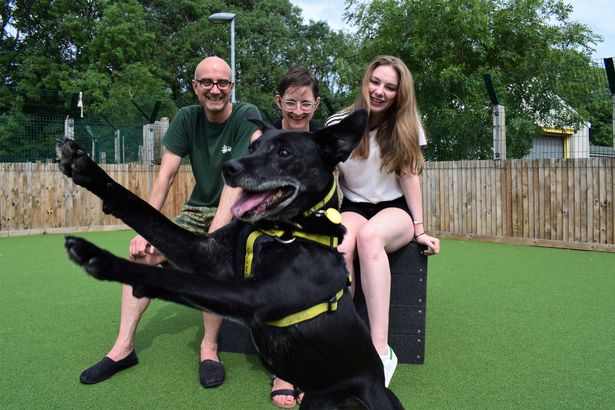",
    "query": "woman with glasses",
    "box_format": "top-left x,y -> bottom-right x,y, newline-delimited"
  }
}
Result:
273,66 -> 321,132
268,65 -> 320,408
326,56 -> 440,388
